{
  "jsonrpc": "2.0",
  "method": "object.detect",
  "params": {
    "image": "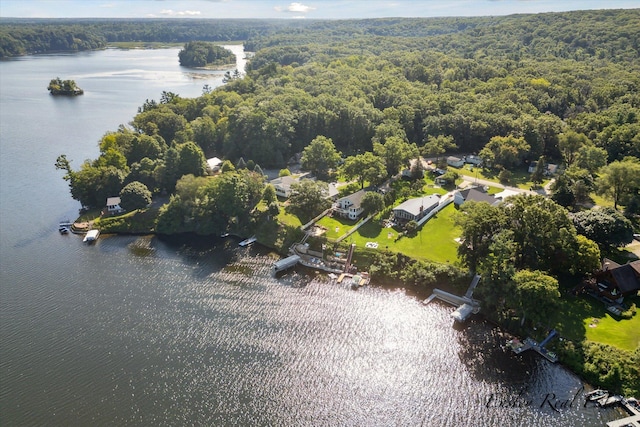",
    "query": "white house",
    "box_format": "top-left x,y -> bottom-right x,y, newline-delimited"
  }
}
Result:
269,175 -> 299,198
392,194 -> 440,222
447,156 -> 464,168
334,189 -> 367,220
106,196 -> 123,214
207,157 -> 223,172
